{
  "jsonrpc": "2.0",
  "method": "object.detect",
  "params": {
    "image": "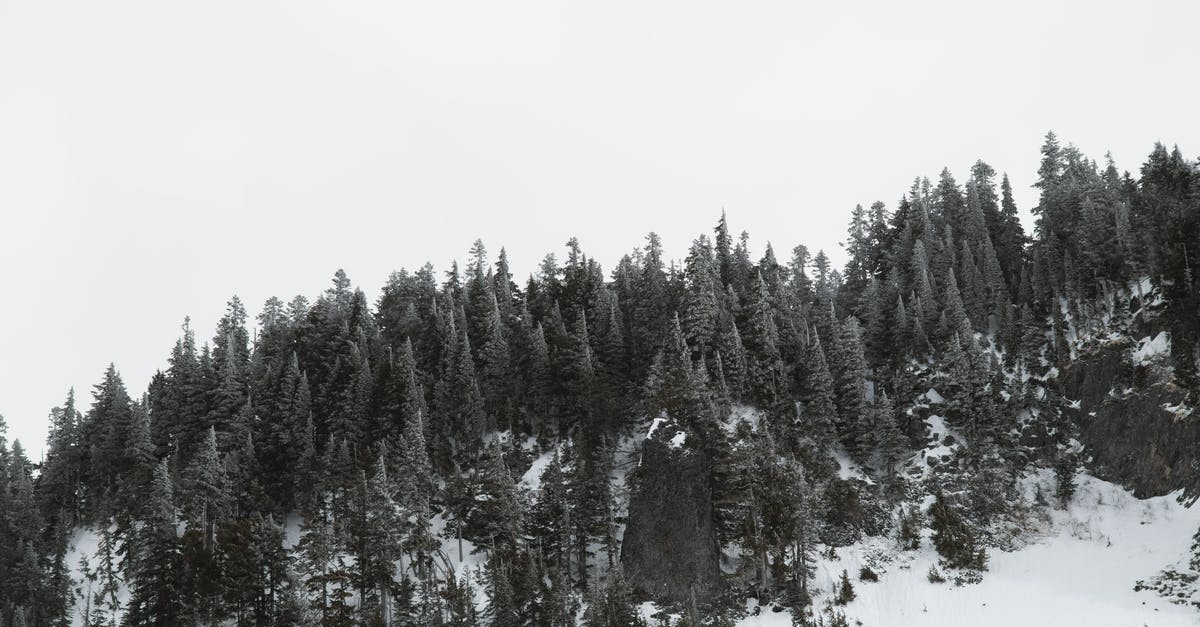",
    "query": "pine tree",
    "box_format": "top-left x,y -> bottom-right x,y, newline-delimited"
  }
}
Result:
438,324 -> 488,465
484,552 -> 519,627
125,461 -> 183,625
527,451 -> 571,571
833,318 -> 871,457
682,236 -> 720,359
40,388 -> 83,528
119,399 -> 157,529
651,315 -> 711,431
745,271 -> 786,407
834,569 -> 855,605
717,318 -> 750,401
581,564 -> 643,626
84,365 -> 135,515
874,389 -> 908,488
996,173 -> 1026,289
788,244 -> 814,308
800,331 -> 838,445
957,238 -> 986,328
352,456 -> 405,623
941,268 -> 975,347
469,443 -> 523,554
910,240 -> 938,328
182,426 -> 229,552
297,475 -> 353,623
715,210 -> 734,288
1055,450 -> 1078,507
929,490 -> 985,571
444,572 -> 478,626
787,463 -> 820,608
479,290 -> 512,424
396,405 -> 434,514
